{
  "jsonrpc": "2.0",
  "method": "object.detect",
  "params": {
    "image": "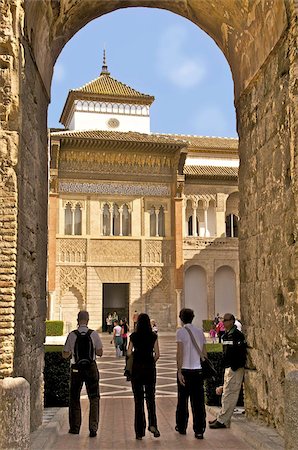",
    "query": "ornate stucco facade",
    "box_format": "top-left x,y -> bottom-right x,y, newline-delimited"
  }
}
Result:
48,58 -> 240,332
